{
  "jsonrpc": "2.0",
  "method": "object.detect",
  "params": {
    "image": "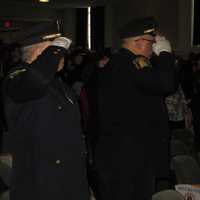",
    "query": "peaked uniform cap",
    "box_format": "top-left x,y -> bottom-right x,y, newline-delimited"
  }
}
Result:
18,20 -> 62,47
119,16 -> 158,39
